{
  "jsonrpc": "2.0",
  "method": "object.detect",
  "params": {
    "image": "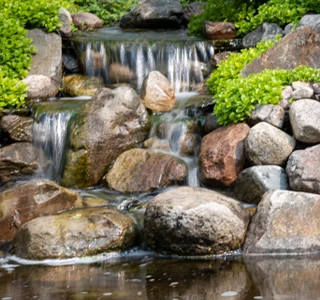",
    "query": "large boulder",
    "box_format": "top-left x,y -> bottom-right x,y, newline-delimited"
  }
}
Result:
286,144 -> 320,194
61,86 -> 150,188
0,142 -> 48,186
105,149 -> 187,193
0,115 -> 33,142
242,23 -> 283,48
235,166 -> 289,204
244,190 -> 320,254
0,180 -> 83,241
145,186 -> 250,255
289,99 -> 320,143
199,123 -> 250,187
12,208 -> 137,259
119,0 -> 184,29
204,21 -> 237,40
141,71 -> 176,112
26,29 -> 62,99
245,122 -> 296,166
243,27 -> 320,76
